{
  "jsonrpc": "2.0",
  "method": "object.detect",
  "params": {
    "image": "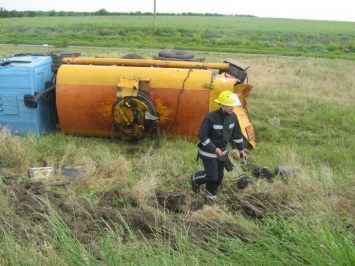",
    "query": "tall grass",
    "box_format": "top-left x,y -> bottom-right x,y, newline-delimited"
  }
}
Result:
1,195 -> 354,265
